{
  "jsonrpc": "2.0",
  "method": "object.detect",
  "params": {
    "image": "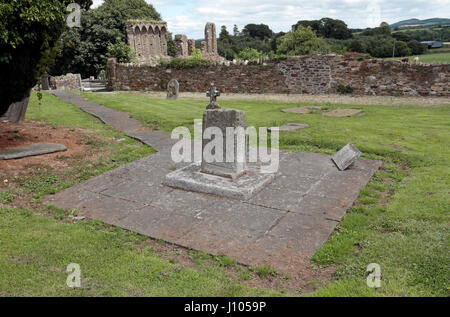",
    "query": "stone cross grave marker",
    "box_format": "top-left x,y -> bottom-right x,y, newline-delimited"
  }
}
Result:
206,85 -> 221,109
202,87 -> 247,179
167,79 -> 179,100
